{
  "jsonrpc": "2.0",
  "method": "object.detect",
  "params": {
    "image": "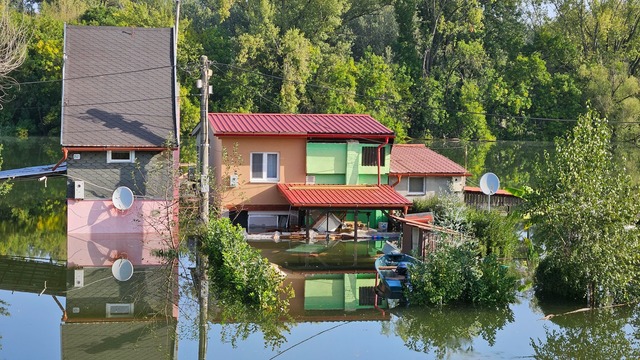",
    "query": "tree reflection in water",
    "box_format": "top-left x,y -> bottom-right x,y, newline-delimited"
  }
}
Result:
213,300 -> 294,350
389,305 -> 514,358
531,305 -> 640,359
